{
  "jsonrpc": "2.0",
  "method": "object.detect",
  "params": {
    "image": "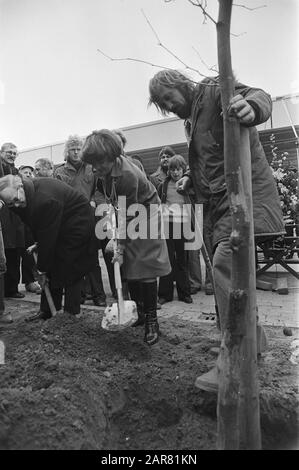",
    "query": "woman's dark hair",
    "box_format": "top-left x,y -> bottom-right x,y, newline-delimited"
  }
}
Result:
168,154 -> 187,173
81,129 -> 122,165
